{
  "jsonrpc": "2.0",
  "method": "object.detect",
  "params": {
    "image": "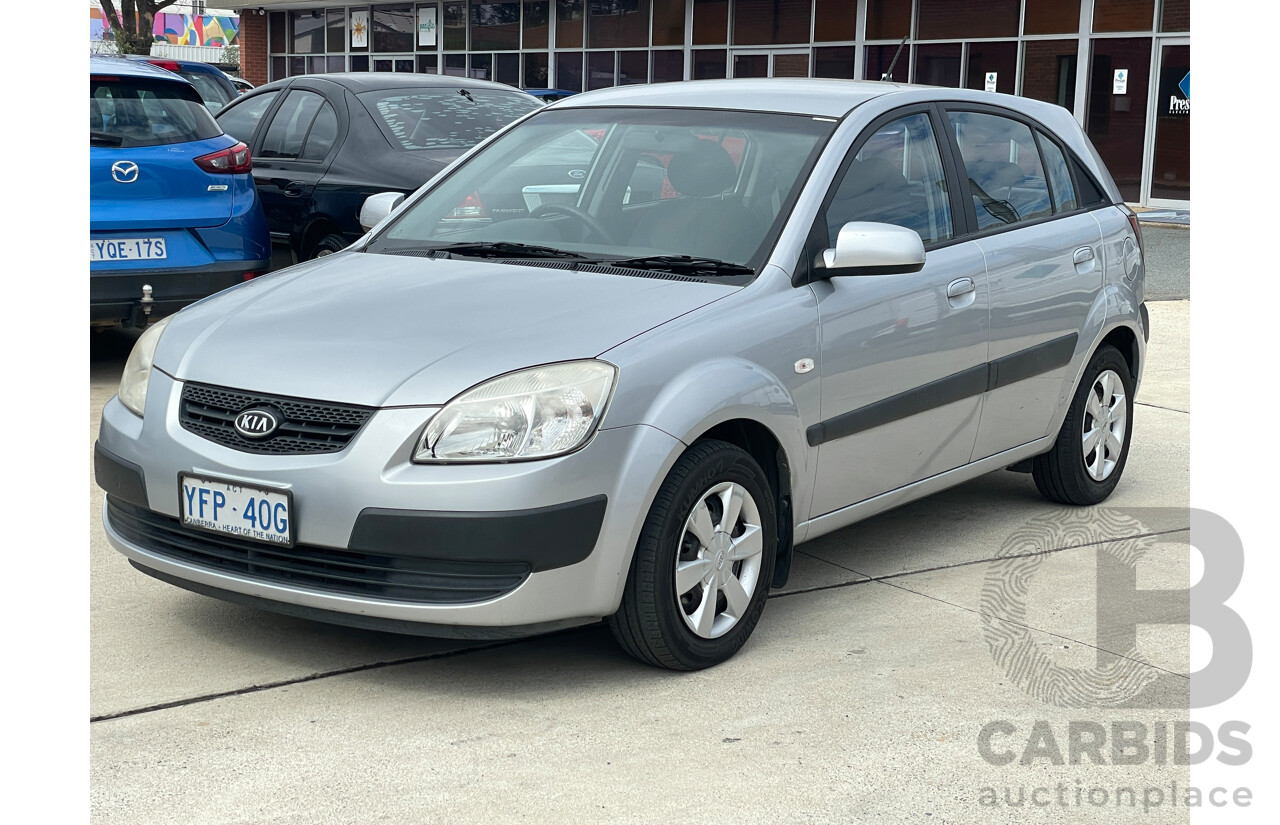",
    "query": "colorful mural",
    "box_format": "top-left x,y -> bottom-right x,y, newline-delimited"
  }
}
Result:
92,5 -> 240,47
